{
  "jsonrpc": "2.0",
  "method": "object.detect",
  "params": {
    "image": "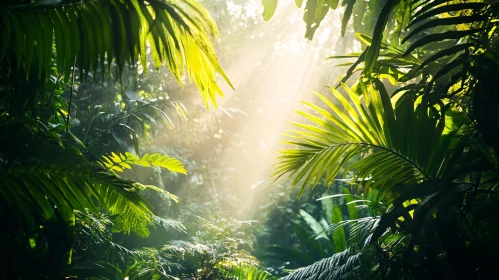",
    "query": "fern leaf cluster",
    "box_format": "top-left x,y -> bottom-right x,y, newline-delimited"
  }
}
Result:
281,247 -> 360,280
228,265 -> 278,280
99,152 -> 187,174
